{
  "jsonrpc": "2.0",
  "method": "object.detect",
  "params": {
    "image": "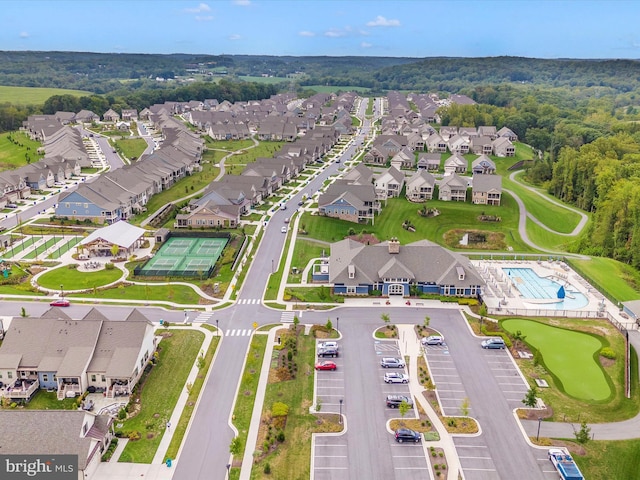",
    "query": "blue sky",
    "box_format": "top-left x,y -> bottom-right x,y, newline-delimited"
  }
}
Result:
2,0 -> 640,58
